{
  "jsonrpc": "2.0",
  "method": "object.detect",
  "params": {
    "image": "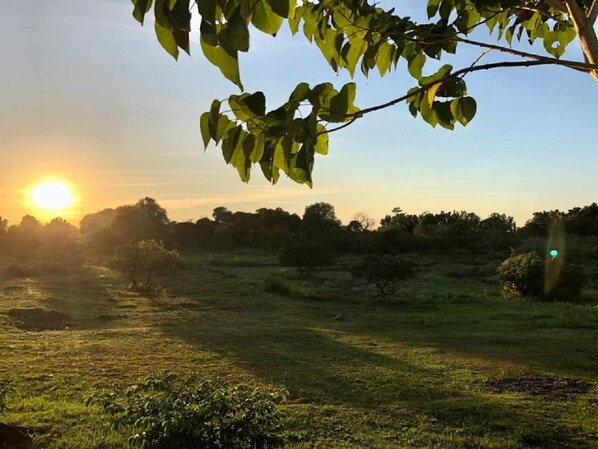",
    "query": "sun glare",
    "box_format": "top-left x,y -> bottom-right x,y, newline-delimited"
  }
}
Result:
31,181 -> 75,212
